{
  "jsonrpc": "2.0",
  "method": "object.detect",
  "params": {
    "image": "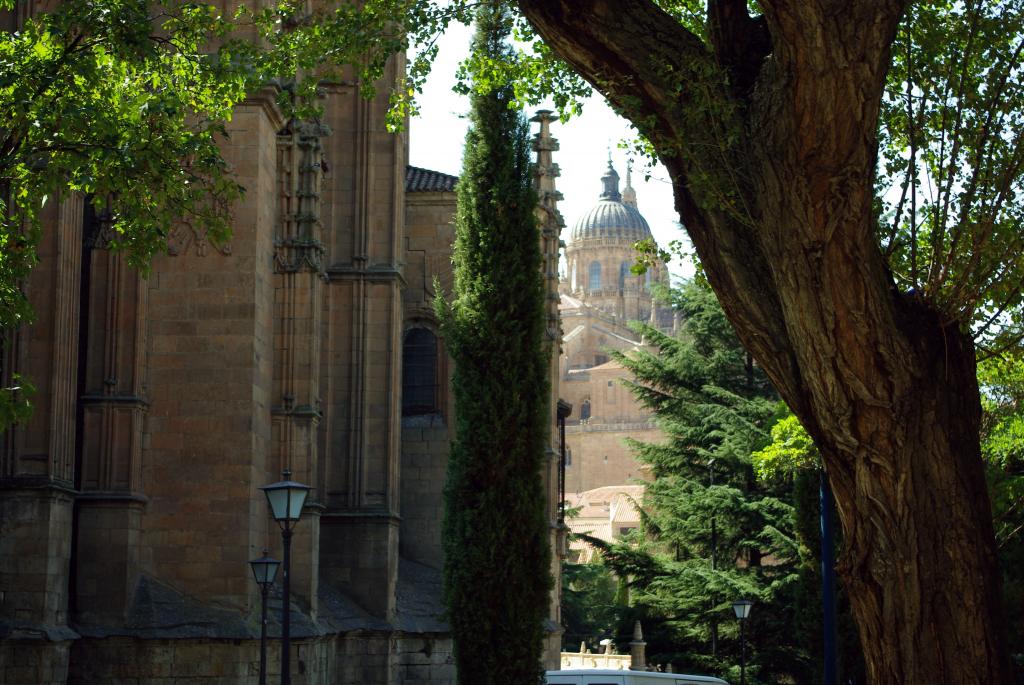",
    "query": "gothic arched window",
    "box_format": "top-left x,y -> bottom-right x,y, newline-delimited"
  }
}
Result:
619,262 -> 630,289
402,328 -> 438,415
589,261 -> 601,292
